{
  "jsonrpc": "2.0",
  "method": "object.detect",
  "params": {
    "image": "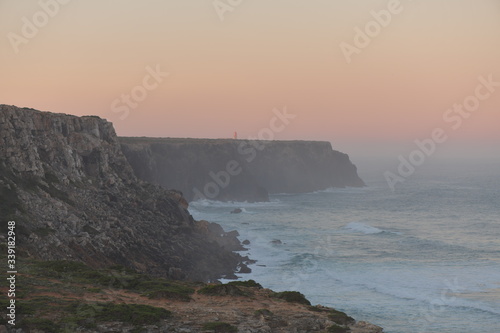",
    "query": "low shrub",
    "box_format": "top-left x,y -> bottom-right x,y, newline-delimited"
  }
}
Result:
327,324 -> 349,333
227,279 -> 262,288
198,284 -> 247,297
308,305 -> 324,312
328,309 -> 355,325
145,285 -> 194,302
21,318 -> 60,332
271,291 -> 311,305
94,303 -> 171,325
